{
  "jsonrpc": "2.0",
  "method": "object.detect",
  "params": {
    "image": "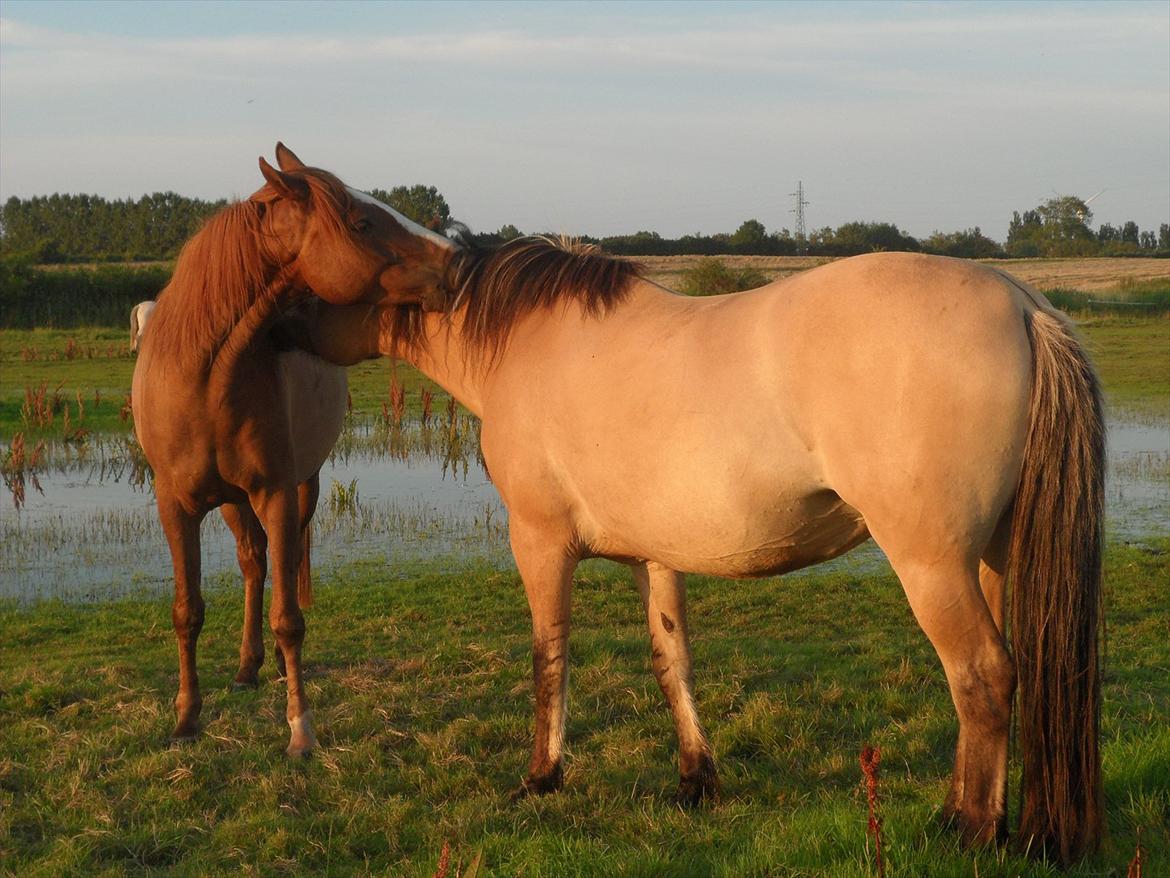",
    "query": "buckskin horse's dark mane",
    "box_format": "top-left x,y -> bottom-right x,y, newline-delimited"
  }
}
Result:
386,234 -> 644,365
